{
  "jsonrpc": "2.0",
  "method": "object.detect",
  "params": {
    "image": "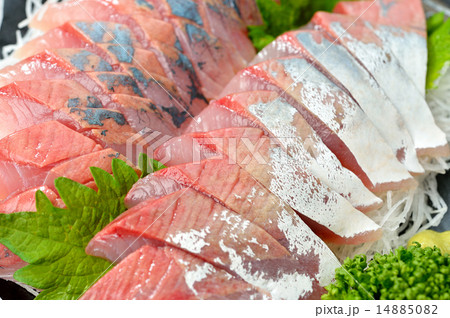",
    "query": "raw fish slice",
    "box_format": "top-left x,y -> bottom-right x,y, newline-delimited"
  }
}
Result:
331,3 -> 427,95
150,0 -> 253,69
103,44 -> 196,121
150,40 -> 208,109
87,188 -> 320,299
333,0 -> 426,32
0,50 -> 121,109
31,0 -> 179,51
197,0 -> 256,63
254,30 -> 423,174
4,80 -> 178,139
70,20 -> 145,48
0,121 -> 101,169
126,158 -> 314,246
17,38 -> 194,127
125,174 -> 184,207
90,72 -> 143,97
0,245 -> 26,280
0,51 -> 76,87
44,149 -> 127,187
115,59 -> 195,126
0,84 -> 136,156
29,4 -> 210,107
0,121 -> 102,200
0,93 -> 66,140
312,12 -> 449,158
52,48 -> 114,72
188,91 -> 382,212
62,108 -> 136,156
0,186 -> 60,213
15,40 -> 200,122
72,20 -> 207,111
10,80 -> 104,110
150,0 -> 250,72
30,0 -> 159,32
154,128 -> 382,245
151,0 -> 234,98
81,245 -> 268,300
27,49 -> 147,100
149,0 -> 239,96
109,94 -> 179,136
226,0 -> 262,26
0,186 -> 62,279
221,58 -> 416,193
126,158 -> 340,296
76,18 -> 207,109
14,22 -> 126,63
101,44 -> 166,77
